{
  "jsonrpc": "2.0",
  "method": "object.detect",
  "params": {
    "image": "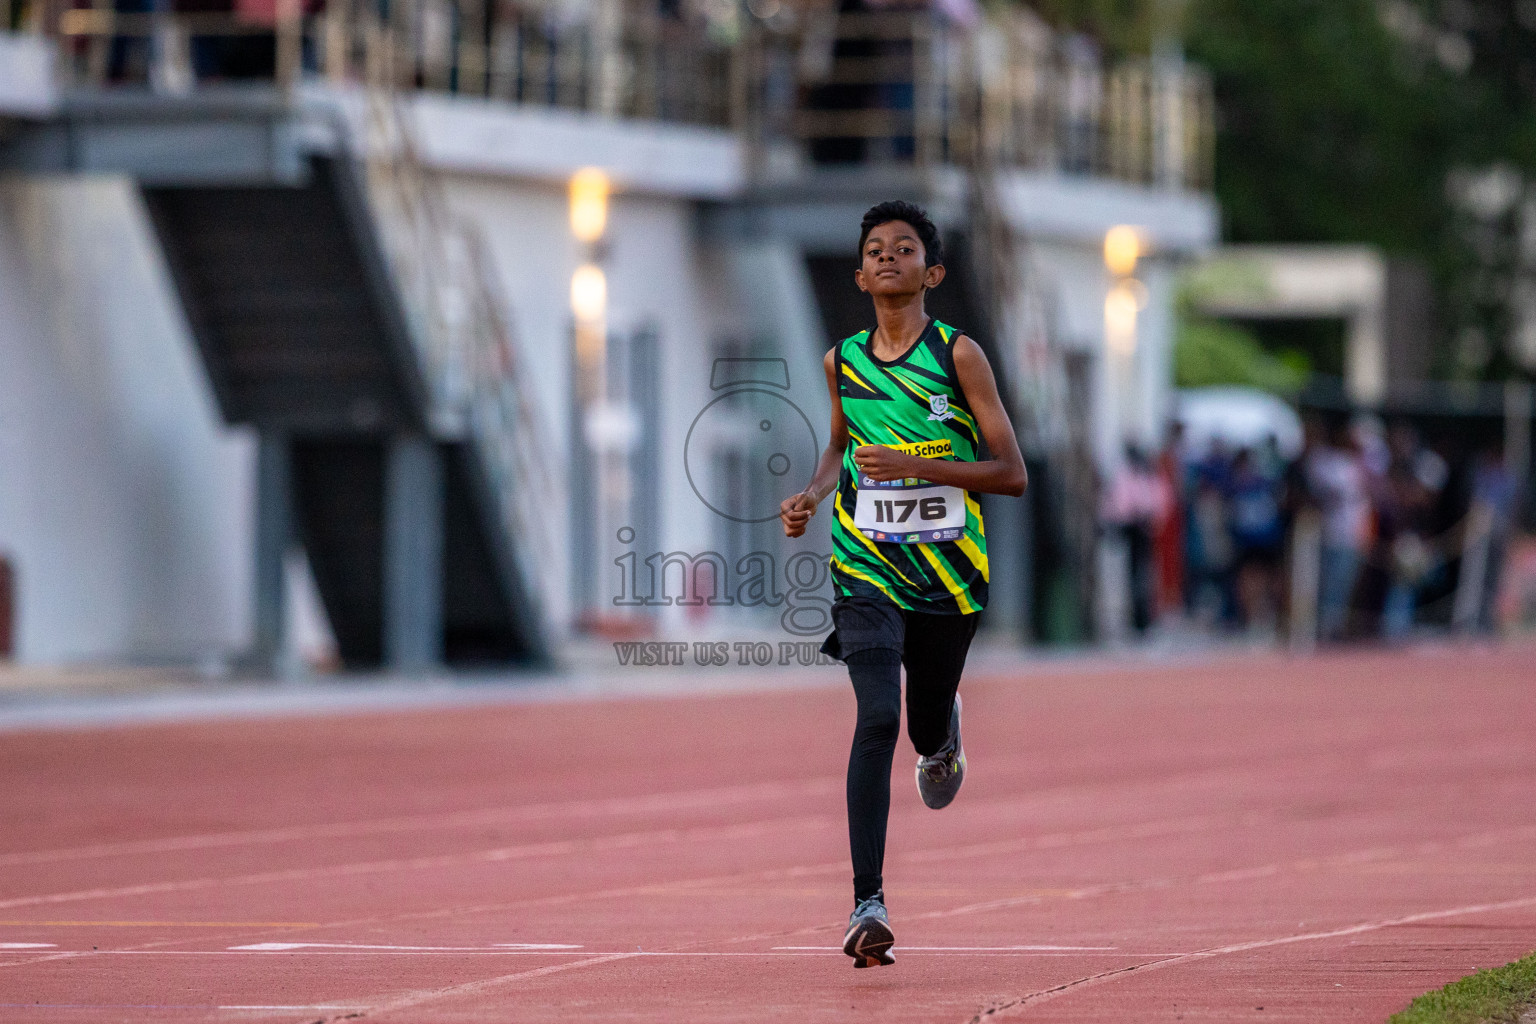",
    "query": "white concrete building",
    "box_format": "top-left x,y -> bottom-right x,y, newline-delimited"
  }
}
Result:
0,10 -> 1218,666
